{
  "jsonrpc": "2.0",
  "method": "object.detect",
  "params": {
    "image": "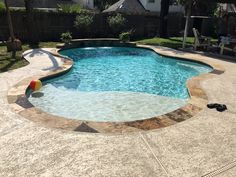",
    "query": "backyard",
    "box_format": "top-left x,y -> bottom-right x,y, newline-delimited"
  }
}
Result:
0,0 -> 236,177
